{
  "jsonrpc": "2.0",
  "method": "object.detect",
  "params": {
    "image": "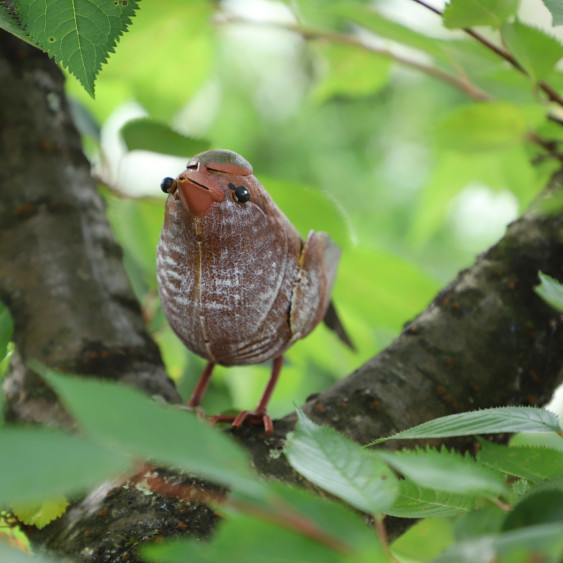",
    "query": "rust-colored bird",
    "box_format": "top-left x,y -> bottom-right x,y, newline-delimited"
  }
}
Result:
157,149 -> 352,434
